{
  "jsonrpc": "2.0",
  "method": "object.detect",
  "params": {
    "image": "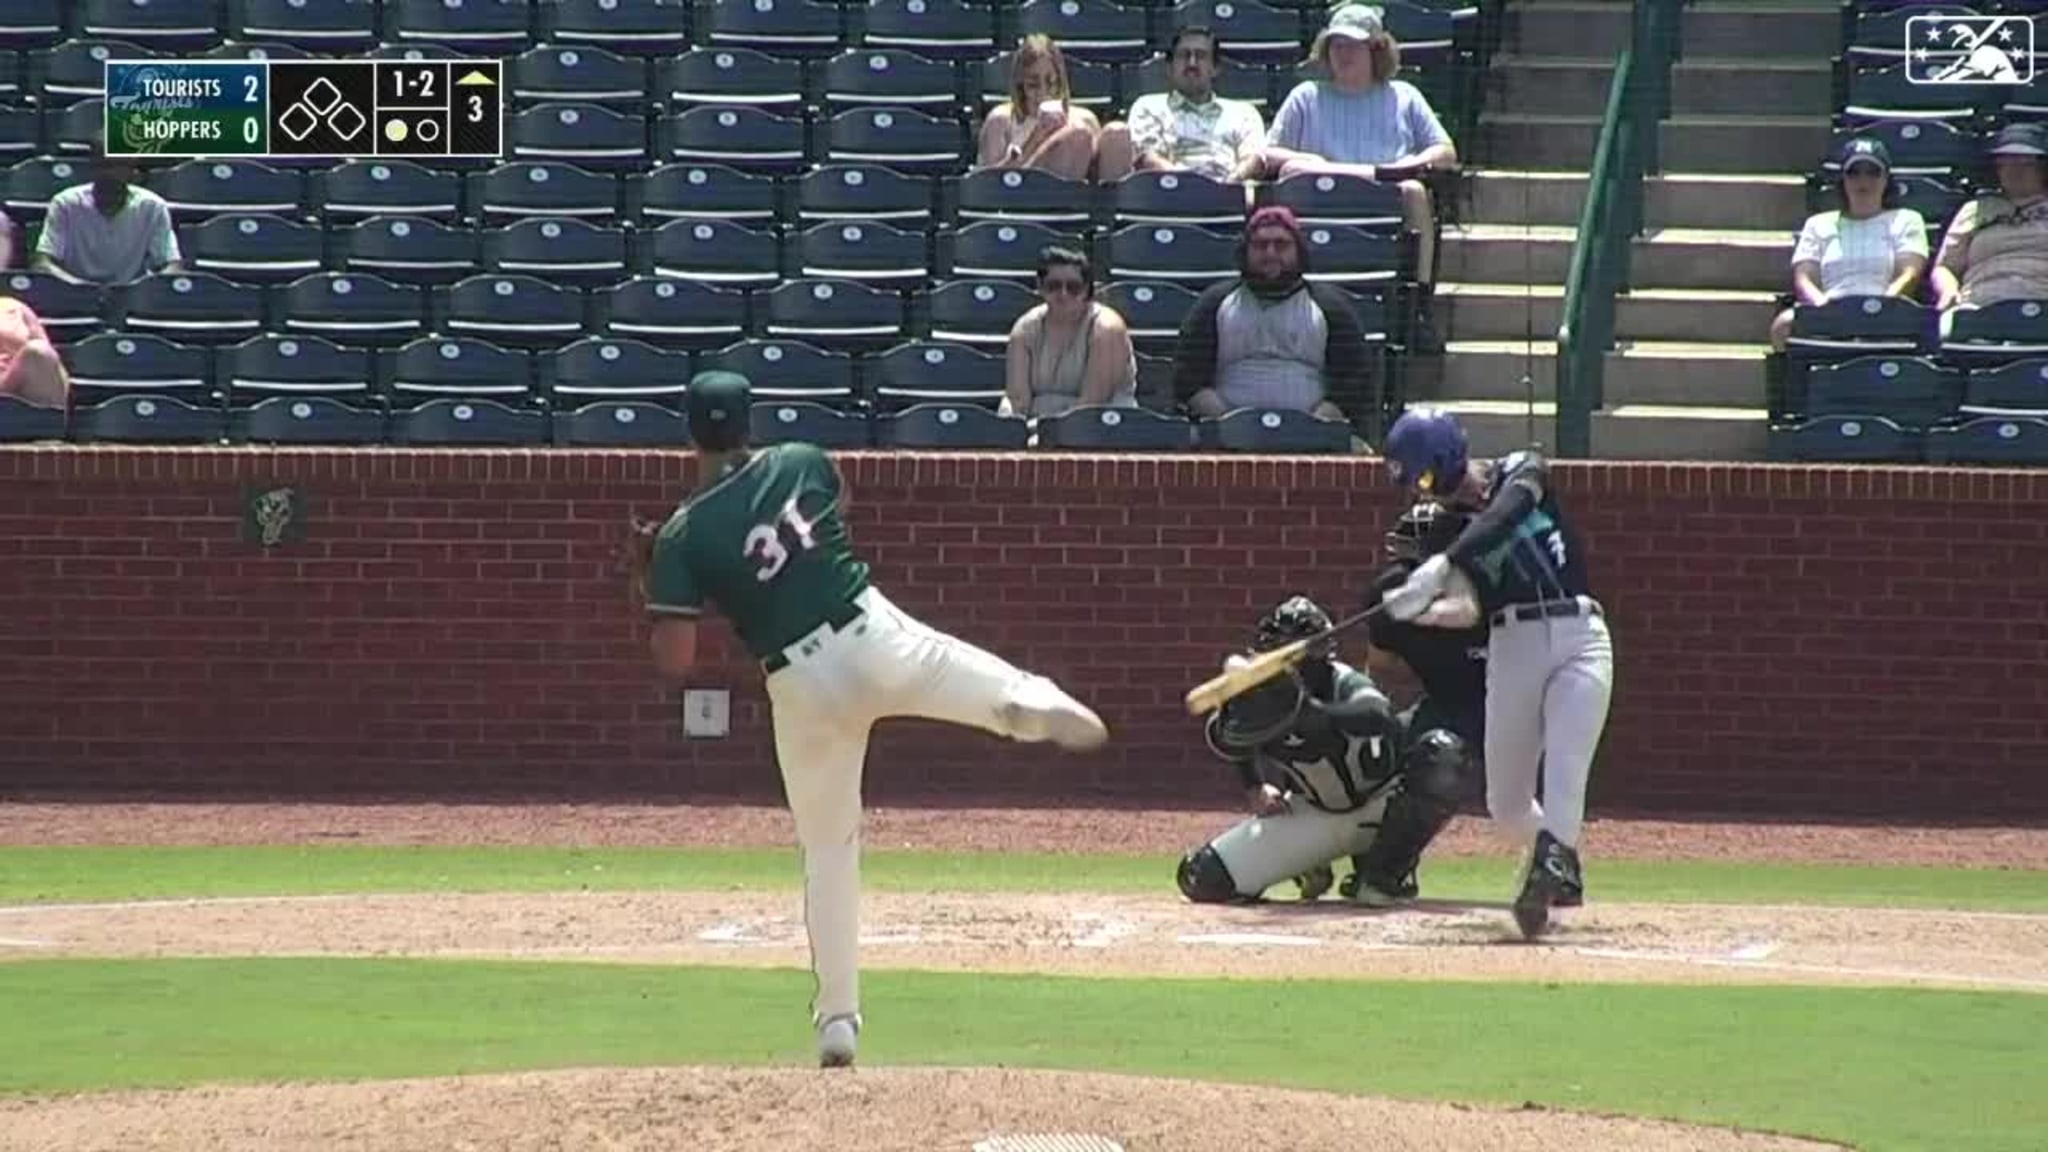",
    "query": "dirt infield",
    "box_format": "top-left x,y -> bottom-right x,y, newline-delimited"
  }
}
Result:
0,802 -> 2039,1151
